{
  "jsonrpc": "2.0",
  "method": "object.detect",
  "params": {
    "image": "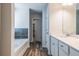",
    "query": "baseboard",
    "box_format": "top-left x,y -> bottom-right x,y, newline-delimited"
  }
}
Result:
48,54 -> 52,56
30,41 -> 41,45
